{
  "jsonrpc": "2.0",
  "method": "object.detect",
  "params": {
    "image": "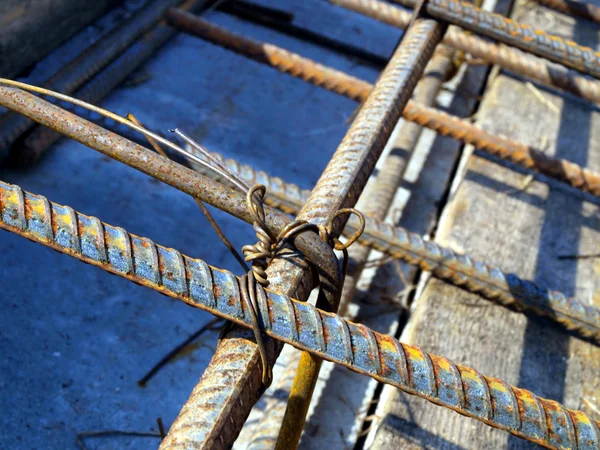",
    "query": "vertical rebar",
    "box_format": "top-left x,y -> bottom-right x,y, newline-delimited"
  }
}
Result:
160,9 -> 445,449
247,45 -> 457,449
273,17 -> 447,450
